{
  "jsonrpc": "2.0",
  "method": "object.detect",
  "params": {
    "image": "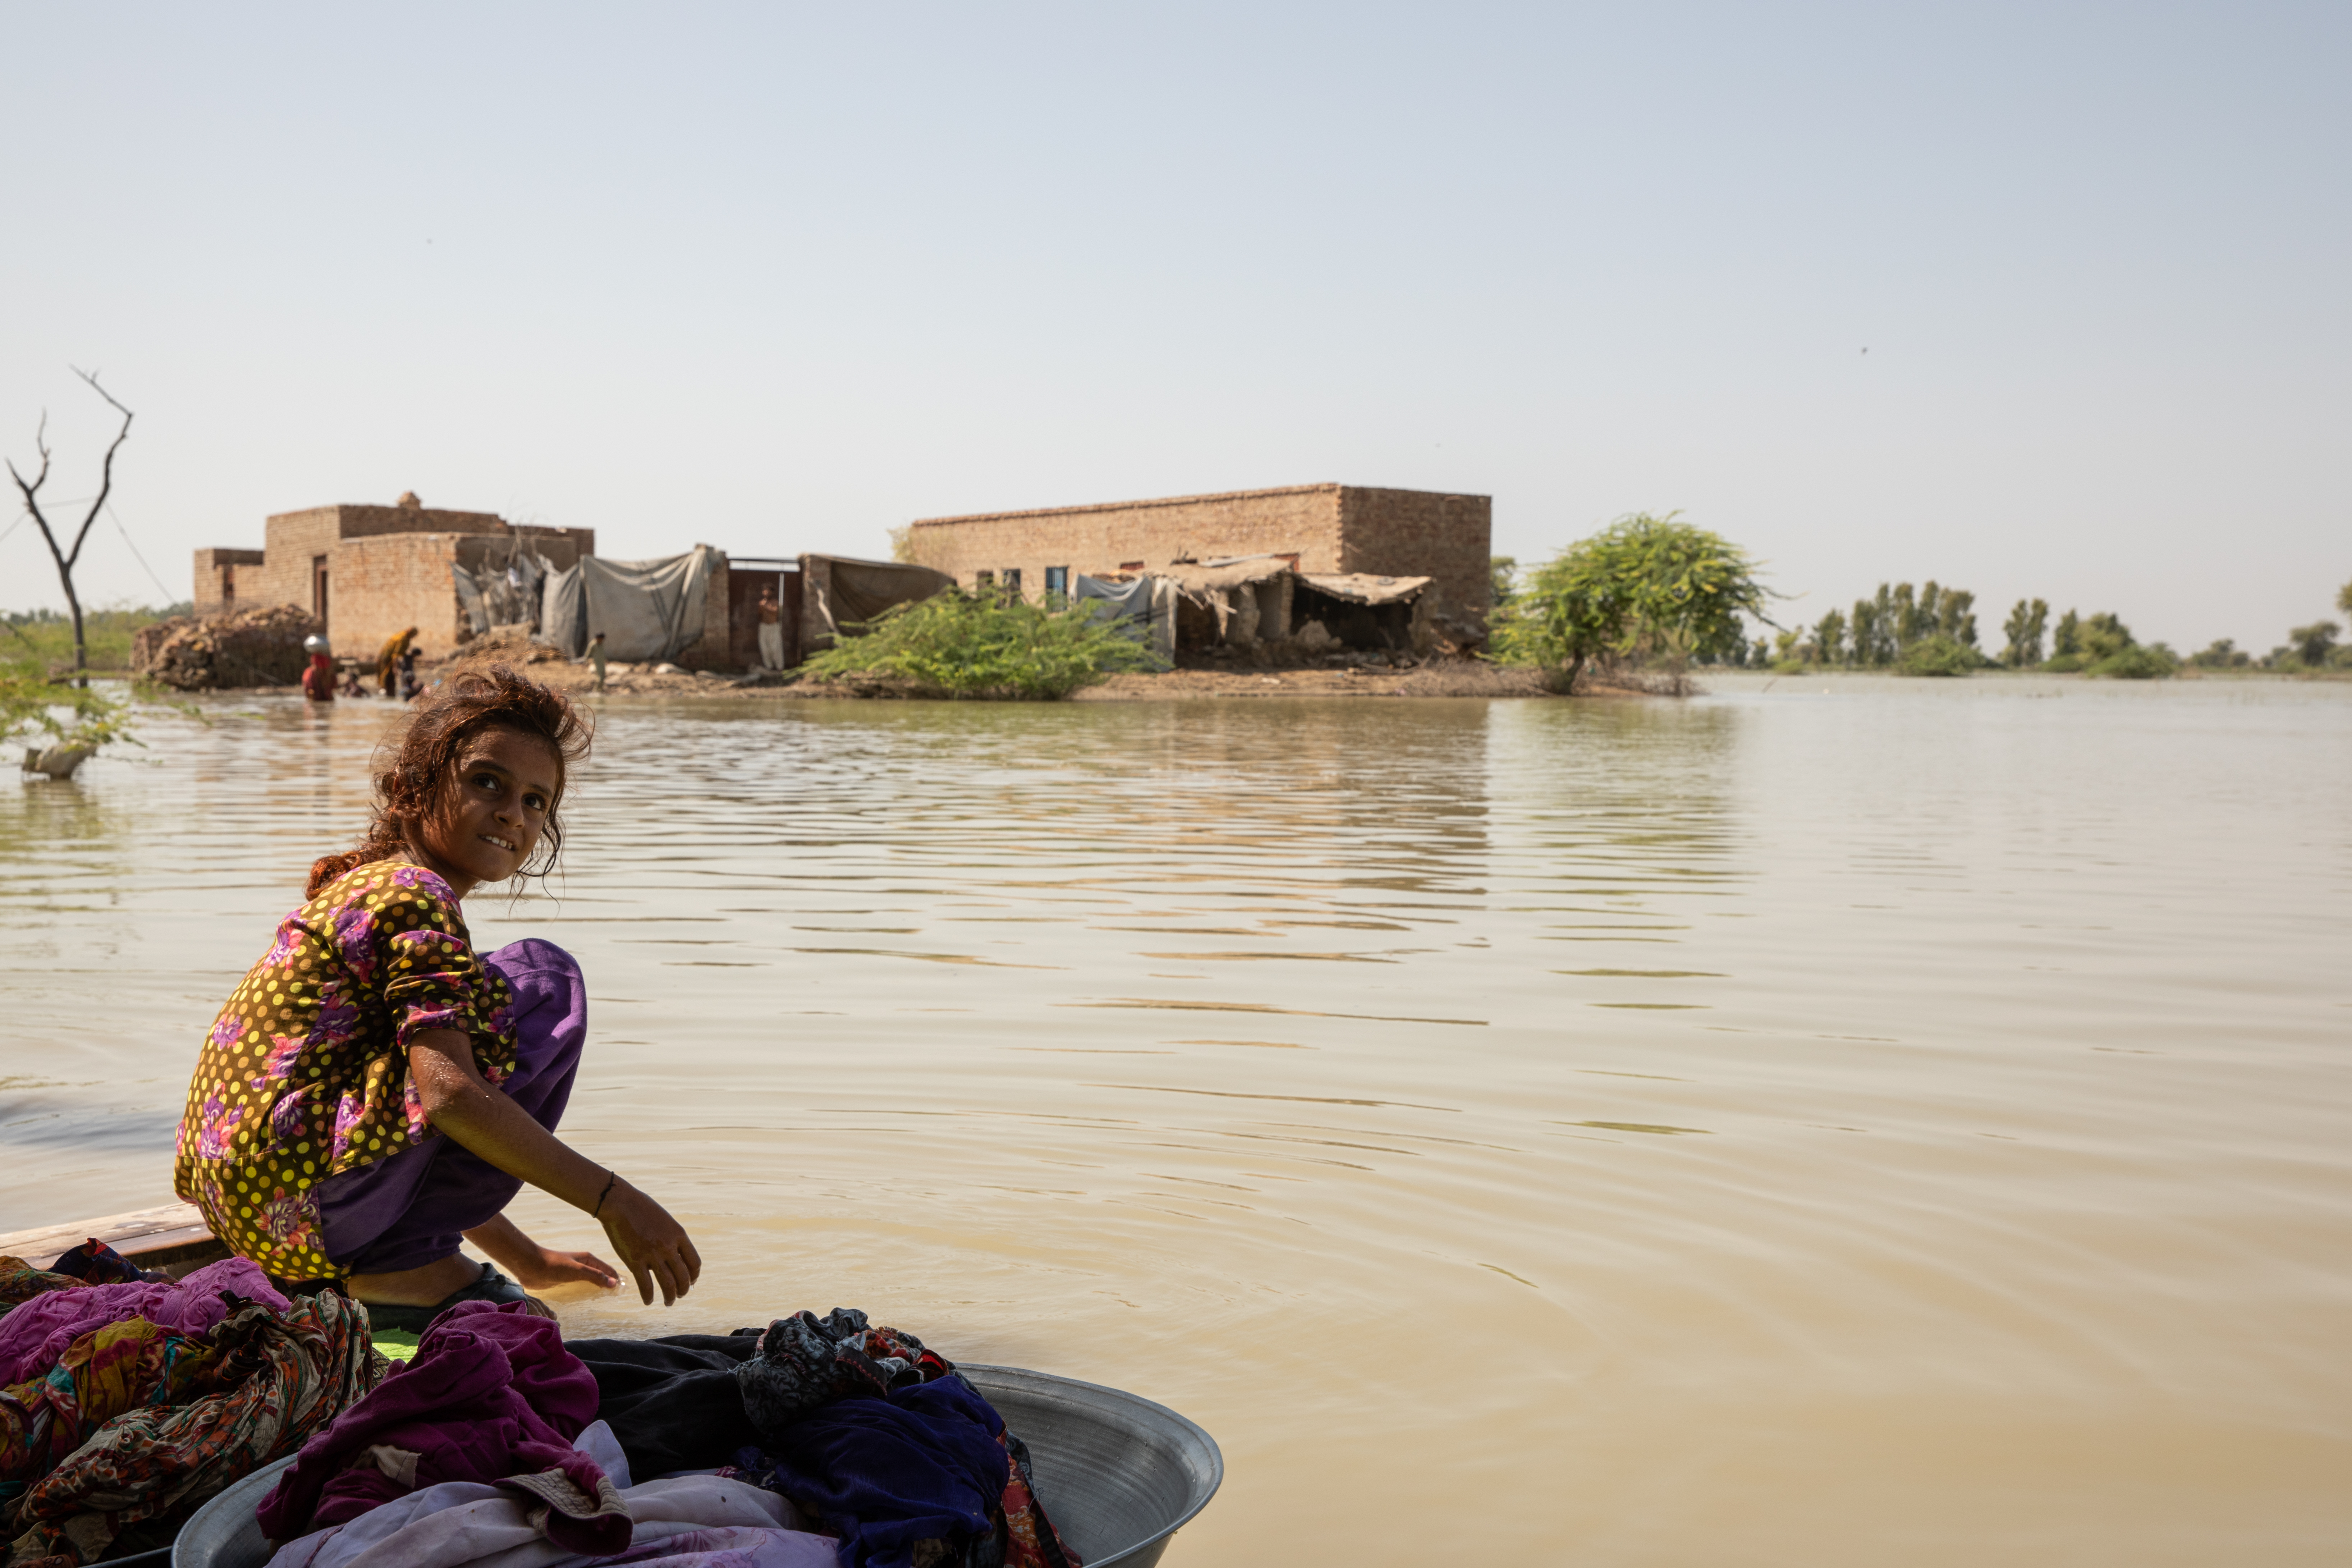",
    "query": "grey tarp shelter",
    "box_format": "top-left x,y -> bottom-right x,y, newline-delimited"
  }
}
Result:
538,547 -> 718,662
798,554 -> 956,655
1073,574 -> 1177,663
